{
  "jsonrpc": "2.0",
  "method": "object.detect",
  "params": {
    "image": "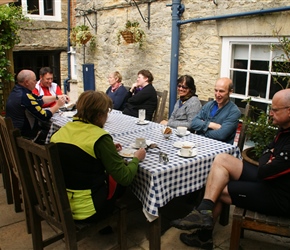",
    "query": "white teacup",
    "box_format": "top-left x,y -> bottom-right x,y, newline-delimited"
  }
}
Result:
180,145 -> 192,156
135,137 -> 146,148
177,126 -> 187,136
